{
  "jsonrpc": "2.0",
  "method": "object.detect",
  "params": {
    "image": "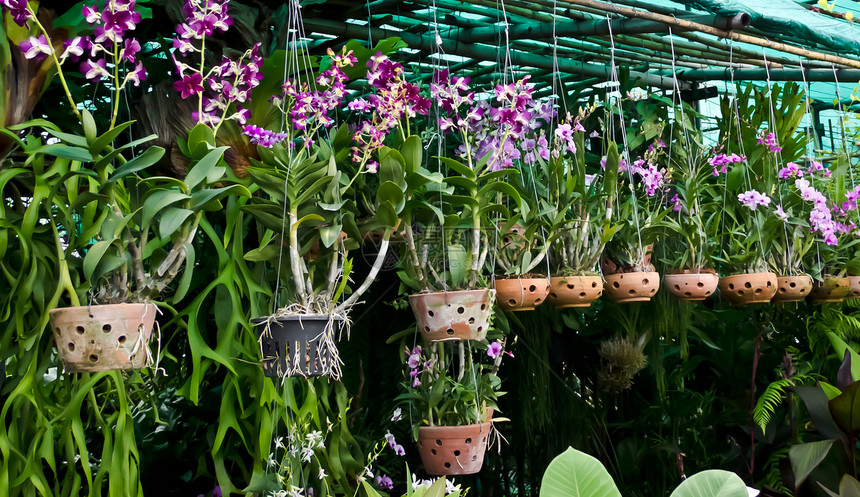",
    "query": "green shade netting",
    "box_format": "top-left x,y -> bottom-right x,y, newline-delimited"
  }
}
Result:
677,0 -> 860,53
